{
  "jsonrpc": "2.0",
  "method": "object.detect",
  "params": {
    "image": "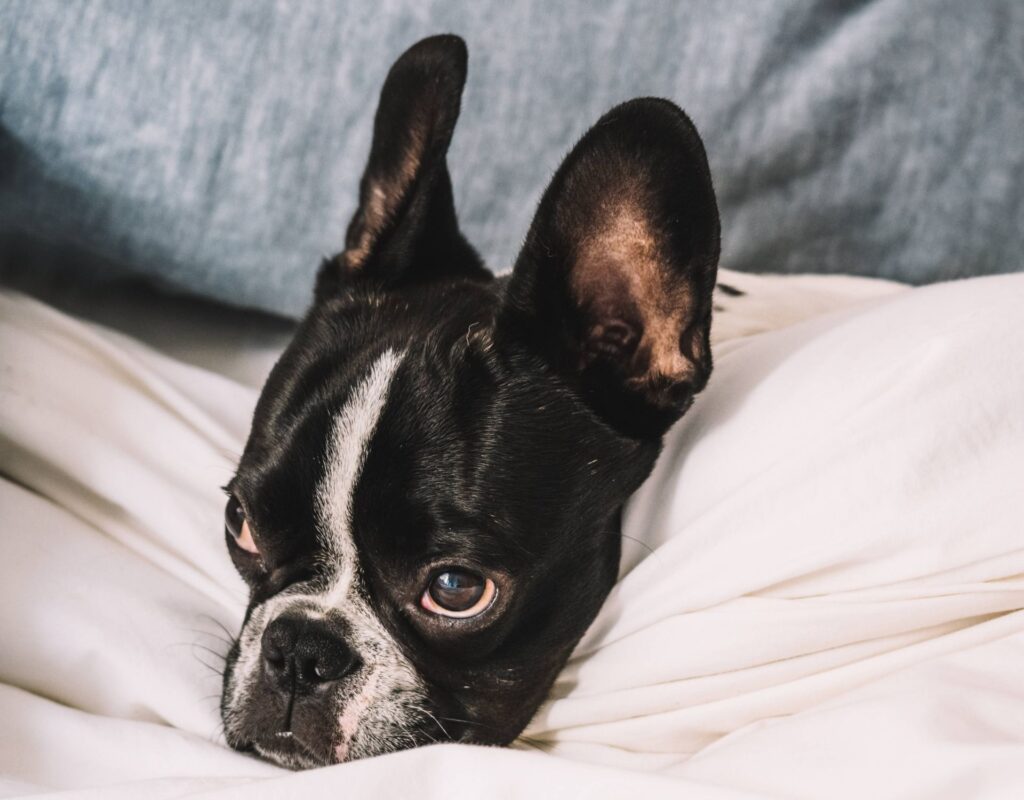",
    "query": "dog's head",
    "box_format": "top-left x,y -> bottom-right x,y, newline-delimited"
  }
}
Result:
220,34 -> 719,768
